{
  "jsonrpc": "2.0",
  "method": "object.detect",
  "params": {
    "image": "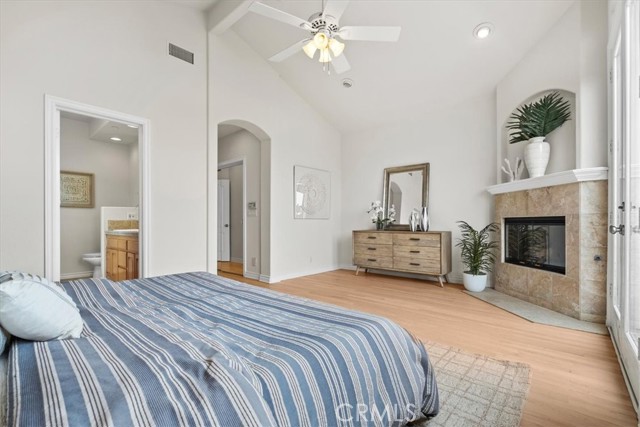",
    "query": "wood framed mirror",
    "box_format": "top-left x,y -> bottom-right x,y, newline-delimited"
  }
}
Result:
382,163 -> 430,230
